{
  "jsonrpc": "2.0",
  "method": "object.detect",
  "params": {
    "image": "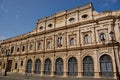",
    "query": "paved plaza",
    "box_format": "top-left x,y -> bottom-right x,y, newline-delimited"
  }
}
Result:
0,72 -> 115,80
